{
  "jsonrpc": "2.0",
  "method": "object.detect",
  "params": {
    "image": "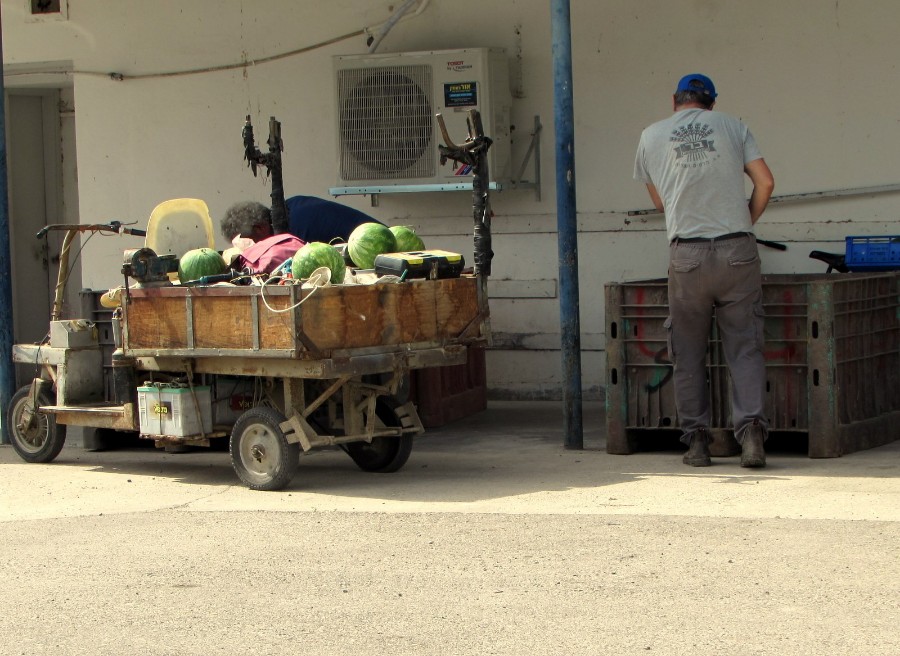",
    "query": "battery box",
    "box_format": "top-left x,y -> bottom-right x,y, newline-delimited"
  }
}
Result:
374,250 -> 465,279
137,384 -> 213,437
